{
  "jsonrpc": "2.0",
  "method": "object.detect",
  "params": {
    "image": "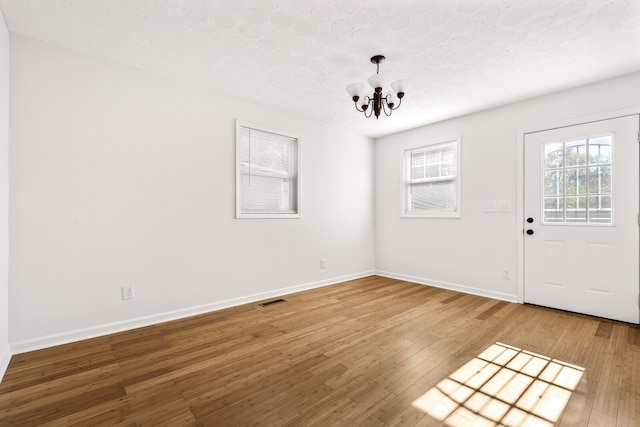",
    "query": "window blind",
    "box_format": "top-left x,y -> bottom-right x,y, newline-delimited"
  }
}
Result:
238,125 -> 299,216
408,142 -> 457,212
403,138 -> 460,217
